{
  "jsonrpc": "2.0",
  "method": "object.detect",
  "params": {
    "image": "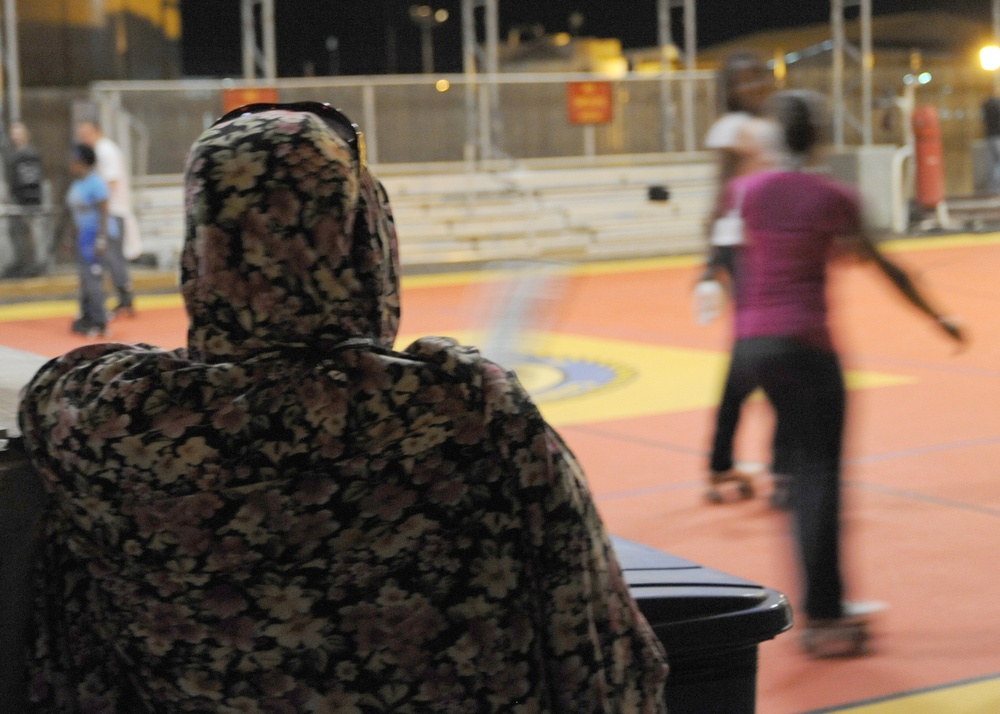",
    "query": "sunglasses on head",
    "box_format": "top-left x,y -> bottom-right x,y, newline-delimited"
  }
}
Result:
213,101 -> 367,170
